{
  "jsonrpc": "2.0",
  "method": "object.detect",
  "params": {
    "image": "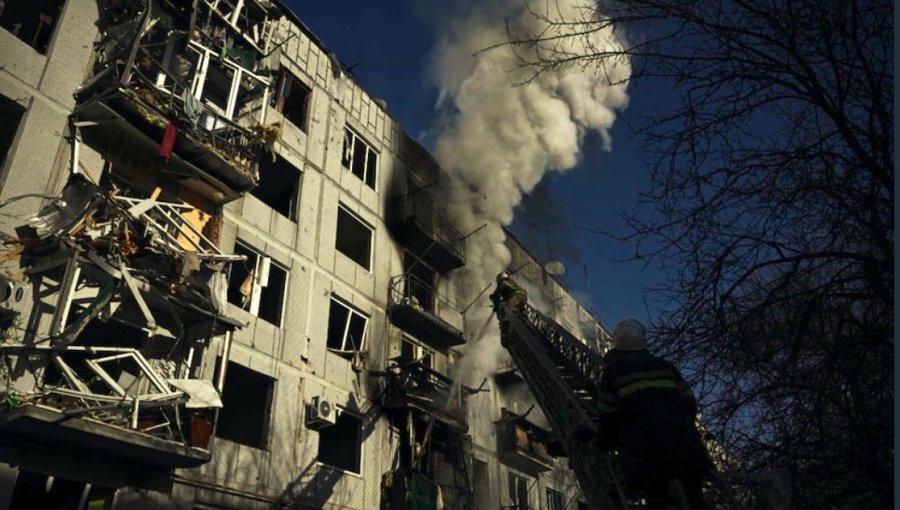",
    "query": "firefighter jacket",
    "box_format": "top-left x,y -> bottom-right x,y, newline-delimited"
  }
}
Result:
493,277 -> 528,309
596,349 -> 710,474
